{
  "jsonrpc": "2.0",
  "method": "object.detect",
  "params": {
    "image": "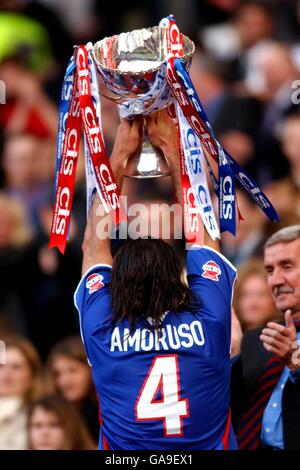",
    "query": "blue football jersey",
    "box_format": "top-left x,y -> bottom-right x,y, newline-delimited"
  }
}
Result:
74,246 -> 237,450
